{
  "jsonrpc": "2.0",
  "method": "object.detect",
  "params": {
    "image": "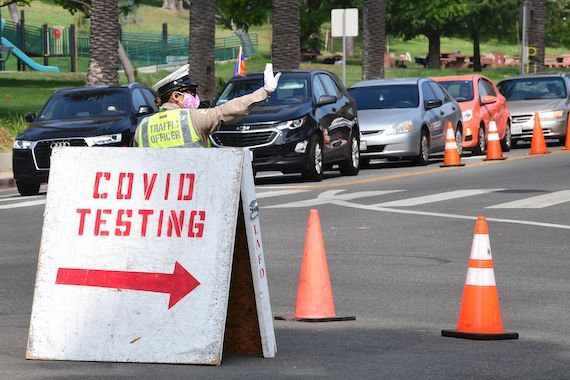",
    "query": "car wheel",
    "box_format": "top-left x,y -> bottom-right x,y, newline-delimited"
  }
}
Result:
455,127 -> 463,156
360,157 -> 370,168
501,122 -> 512,152
339,135 -> 360,176
473,125 -> 486,155
16,181 -> 40,196
559,136 -> 566,146
302,135 -> 324,181
413,130 -> 429,166
511,139 -> 519,149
